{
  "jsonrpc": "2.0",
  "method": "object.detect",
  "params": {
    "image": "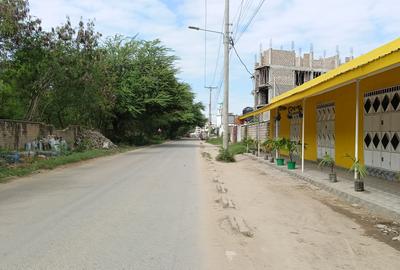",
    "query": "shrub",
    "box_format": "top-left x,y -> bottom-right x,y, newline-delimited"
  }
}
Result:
285,140 -> 300,162
318,153 -> 335,173
216,148 -> 235,162
345,154 -> 368,179
272,137 -> 286,158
